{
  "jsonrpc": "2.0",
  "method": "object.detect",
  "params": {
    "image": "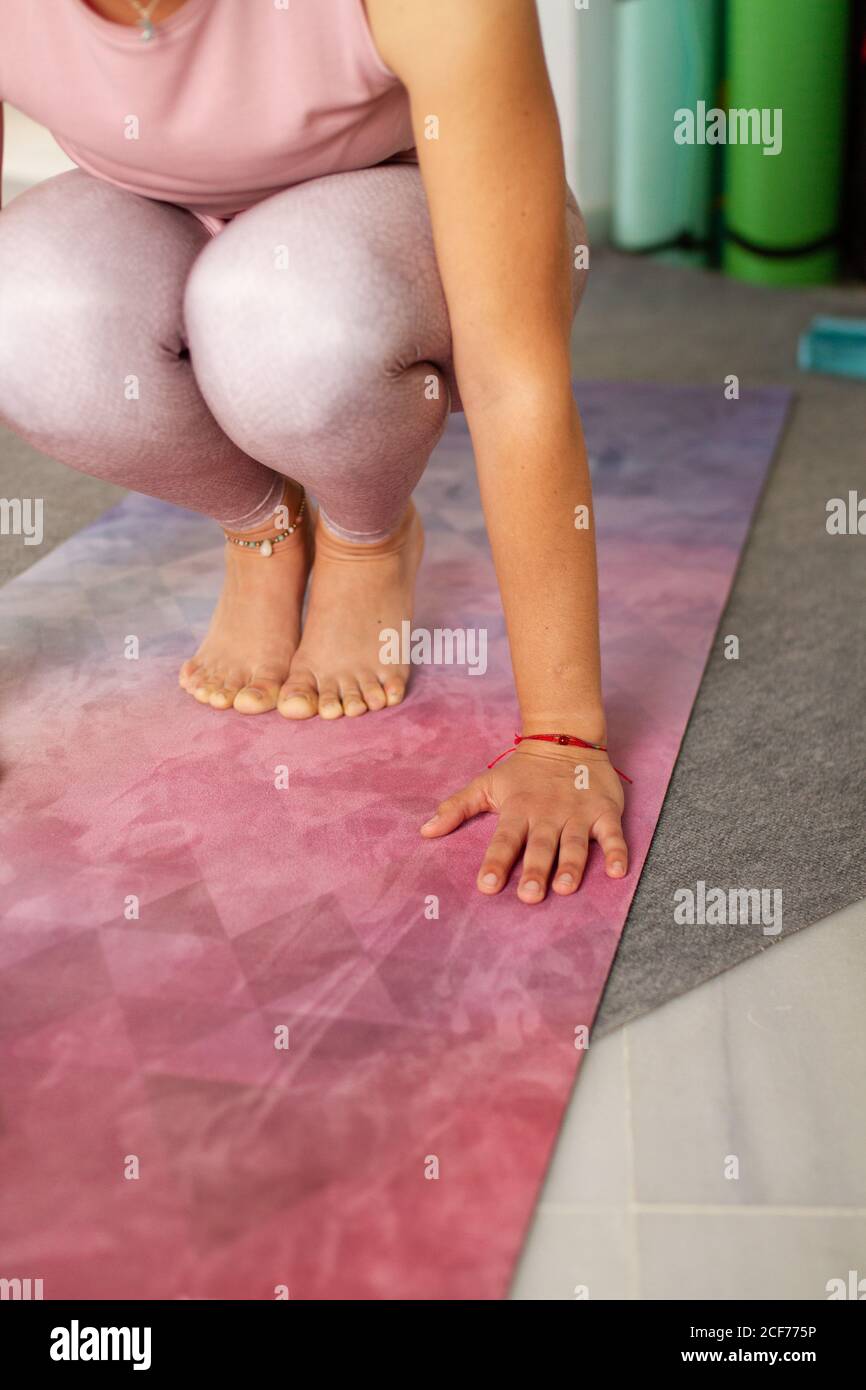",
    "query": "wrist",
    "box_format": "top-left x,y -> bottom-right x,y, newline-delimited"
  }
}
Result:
519,711 -> 608,747
511,740 -> 613,773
